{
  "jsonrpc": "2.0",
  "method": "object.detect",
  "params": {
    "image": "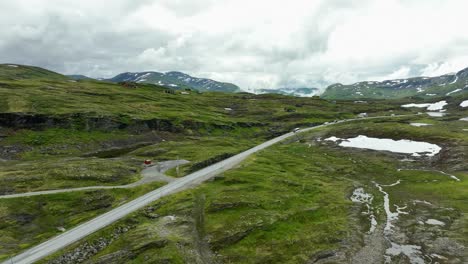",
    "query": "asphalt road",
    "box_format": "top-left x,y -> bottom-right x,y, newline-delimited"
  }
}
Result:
4,114 -> 417,264
0,160 -> 190,199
